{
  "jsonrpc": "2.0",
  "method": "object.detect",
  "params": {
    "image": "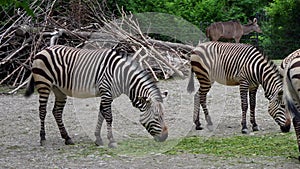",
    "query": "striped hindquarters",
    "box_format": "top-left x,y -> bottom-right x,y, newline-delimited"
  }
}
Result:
283,51 -> 300,118
283,49 -> 300,155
